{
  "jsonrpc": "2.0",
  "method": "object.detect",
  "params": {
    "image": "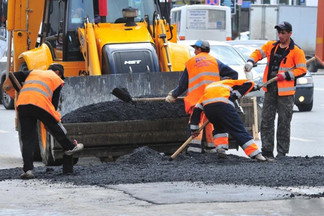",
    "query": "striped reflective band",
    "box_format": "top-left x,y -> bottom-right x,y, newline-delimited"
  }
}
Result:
242,139 -> 255,149
278,86 -> 296,92
190,124 -> 200,130
205,83 -> 233,91
213,133 -> 228,139
189,72 -> 220,83
202,97 -> 234,107
20,87 -> 51,99
188,80 -> 214,93
24,80 -> 53,97
195,103 -> 204,110
257,48 -> 267,58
